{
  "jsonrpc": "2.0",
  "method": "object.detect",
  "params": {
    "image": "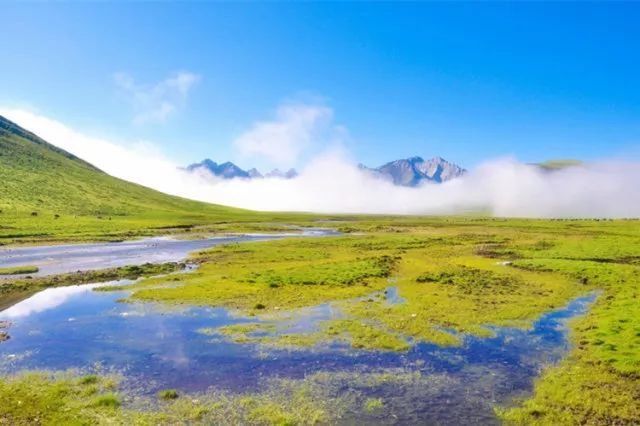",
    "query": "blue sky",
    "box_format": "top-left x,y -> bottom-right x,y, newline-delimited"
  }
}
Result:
2,3 -> 640,170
